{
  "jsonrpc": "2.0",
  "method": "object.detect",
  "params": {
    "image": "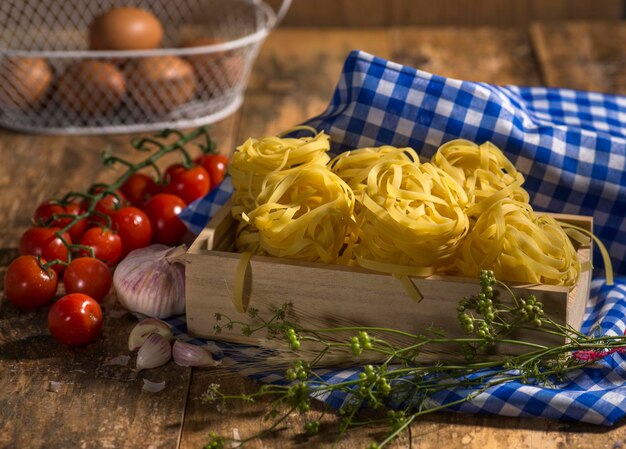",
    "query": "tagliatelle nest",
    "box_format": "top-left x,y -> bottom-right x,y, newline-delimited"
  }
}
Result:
244,165 -> 356,265
329,146 -> 420,191
354,160 -> 469,273
230,128 -> 331,215
431,139 -> 529,218
453,198 -> 580,286
229,130 -> 588,289
230,128 -> 331,253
